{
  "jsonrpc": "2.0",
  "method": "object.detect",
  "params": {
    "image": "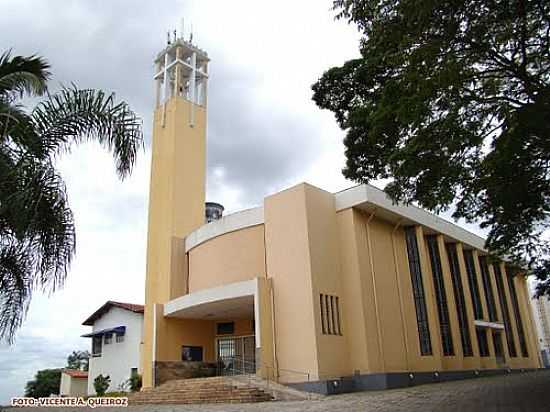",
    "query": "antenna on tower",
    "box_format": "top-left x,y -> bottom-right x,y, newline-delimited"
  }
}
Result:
166,31 -> 171,45
173,29 -> 177,43
189,23 -> 193,44
180,18 -> 185,40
